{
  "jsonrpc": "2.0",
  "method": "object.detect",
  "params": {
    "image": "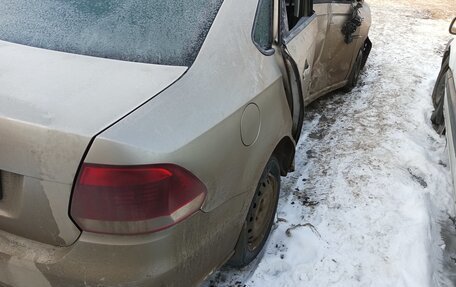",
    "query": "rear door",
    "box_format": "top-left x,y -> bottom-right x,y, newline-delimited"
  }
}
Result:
279,0 -> 318,140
